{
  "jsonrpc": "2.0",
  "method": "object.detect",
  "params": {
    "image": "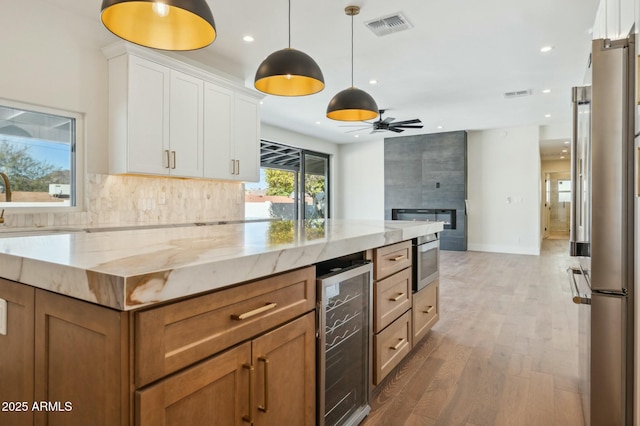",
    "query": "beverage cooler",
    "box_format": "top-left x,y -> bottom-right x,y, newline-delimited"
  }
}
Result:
316,260 -> 372,426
